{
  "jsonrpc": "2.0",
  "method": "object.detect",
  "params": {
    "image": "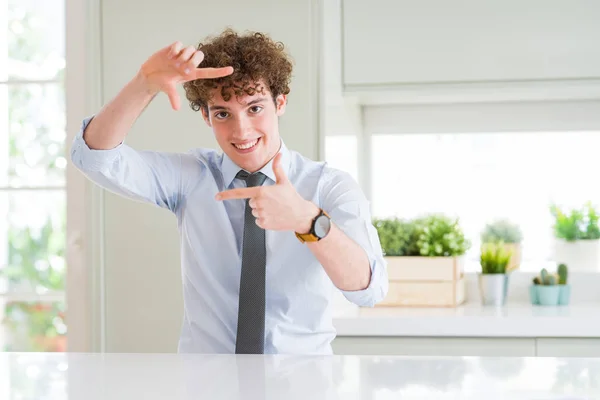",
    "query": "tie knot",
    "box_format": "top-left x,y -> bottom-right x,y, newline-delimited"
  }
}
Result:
236,170 -> 267,187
